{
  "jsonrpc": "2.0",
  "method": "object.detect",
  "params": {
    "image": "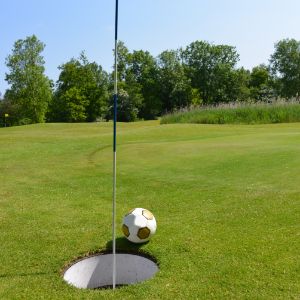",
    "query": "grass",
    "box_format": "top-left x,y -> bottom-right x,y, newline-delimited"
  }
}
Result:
1,121 -> 300,299
161,101 -> 300,125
